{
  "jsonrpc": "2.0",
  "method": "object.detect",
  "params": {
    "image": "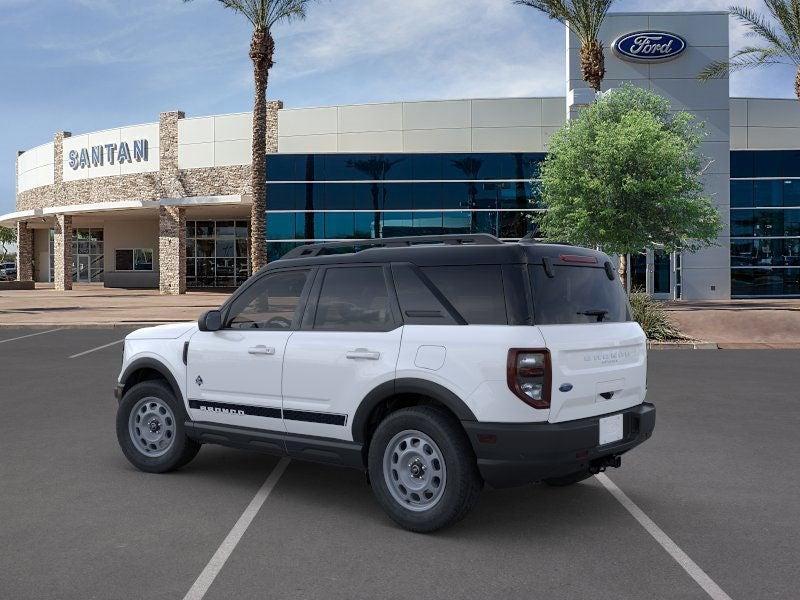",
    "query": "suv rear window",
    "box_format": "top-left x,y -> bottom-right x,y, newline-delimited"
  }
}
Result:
530,265 -> 630,325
